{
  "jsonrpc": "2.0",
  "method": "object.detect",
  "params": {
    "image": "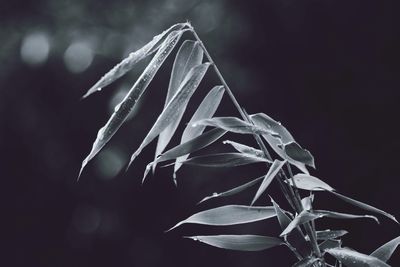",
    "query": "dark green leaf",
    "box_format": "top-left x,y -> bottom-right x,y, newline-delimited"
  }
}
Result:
127,63 -> 210,168
251,160 -> 286,205
155,40 -> 204,162
82,23 -> 188,98
326,247 -> 390,267
316,230 -> 348,241
198,175 -> 264,204
179,152 -> 270,167
284,141 -> 315,168
223,140 -> 264,158
174,85 -> 225,174
167,205 -> 276,231
327,190 -> 398,224
79,30 -> 184,178
287,174 -> 334,191
370,236 -> 400,263
186,235 -> 283,251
